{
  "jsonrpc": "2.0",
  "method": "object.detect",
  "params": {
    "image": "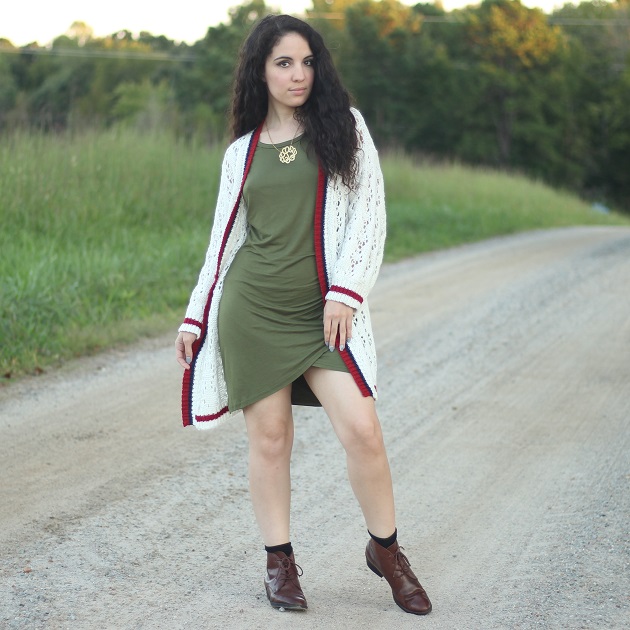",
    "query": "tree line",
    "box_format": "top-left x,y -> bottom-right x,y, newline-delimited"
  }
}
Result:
1,0 -> 629,211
